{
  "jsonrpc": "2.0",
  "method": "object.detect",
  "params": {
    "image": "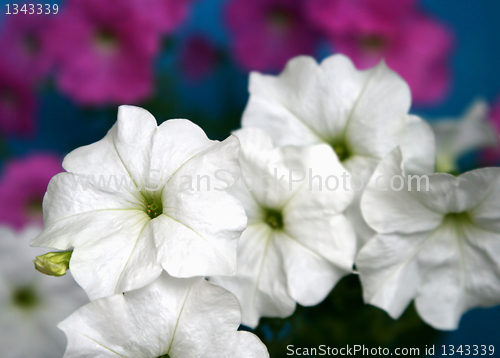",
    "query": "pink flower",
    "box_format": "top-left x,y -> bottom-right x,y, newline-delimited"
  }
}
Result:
0,14 -> 54,82
45,0 -> 162,105
482,96 -> 500,165
181,34 -> 218,81
0,63 -> 36,136
490,96 -> 500,134
226,0 -> 318,72
306,0 -> 417,35
307,0 -> 454,105
0,153 -> 62,230
128,0 -> 195,35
